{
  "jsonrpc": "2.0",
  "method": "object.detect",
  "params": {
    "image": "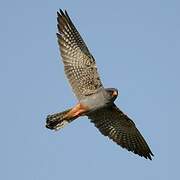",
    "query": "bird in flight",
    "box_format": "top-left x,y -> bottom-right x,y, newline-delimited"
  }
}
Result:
46,9 -> 154,160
